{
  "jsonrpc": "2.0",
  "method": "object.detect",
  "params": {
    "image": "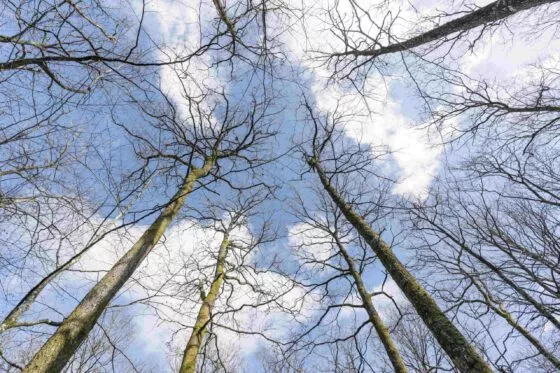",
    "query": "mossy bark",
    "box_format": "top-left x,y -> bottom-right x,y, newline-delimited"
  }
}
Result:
179,234 -> 230,373
22,158 -> 214,373
333,234 -> 409,373
312,161 -> 492,373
